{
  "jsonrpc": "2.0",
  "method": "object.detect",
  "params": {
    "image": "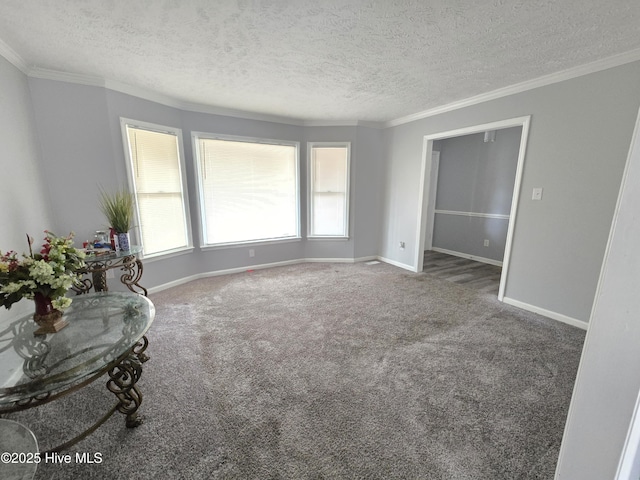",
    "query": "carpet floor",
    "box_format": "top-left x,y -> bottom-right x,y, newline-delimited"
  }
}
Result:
5,261 -> 586,479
